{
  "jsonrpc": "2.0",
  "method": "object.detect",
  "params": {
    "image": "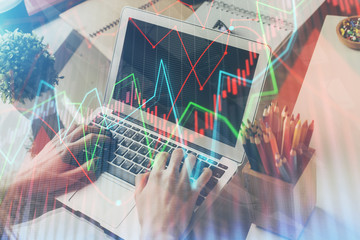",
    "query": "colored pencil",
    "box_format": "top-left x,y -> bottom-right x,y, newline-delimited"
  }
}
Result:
290,149 -> 297,177
255,135 -> 271,175
263,107 -> 269,126
304,120 -> 314,148
280,105 -> 288,148
242,107 -> 314,182
242,132 -> 256,170
273,103 -> 281,149
292,120 -> 302,149
268,104 -> 274,131
281,115 -> 292,163
276,155 -> 291,183
289,118 -> 295,144
263,133 -> 276,176
269,131 -> 280,177
259,119 -> 266,133
281,156 -> 294,182
299,120 -> 308,146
